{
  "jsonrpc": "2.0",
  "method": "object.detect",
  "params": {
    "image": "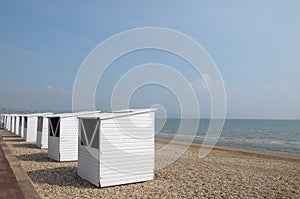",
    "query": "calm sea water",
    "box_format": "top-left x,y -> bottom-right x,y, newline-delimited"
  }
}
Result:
155,119 -> 300,155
